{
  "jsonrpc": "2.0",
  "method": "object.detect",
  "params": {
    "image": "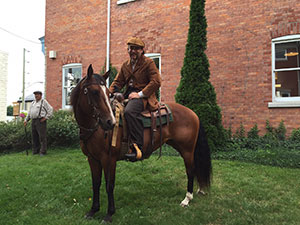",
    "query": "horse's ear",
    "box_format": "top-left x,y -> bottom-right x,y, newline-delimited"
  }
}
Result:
87,64 -> 93,79
103,70 -> 110,80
